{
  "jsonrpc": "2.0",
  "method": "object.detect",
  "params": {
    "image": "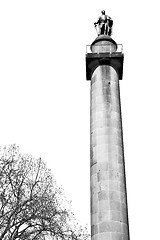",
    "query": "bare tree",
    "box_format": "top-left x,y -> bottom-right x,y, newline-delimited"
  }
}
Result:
0,145 -> 88,240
